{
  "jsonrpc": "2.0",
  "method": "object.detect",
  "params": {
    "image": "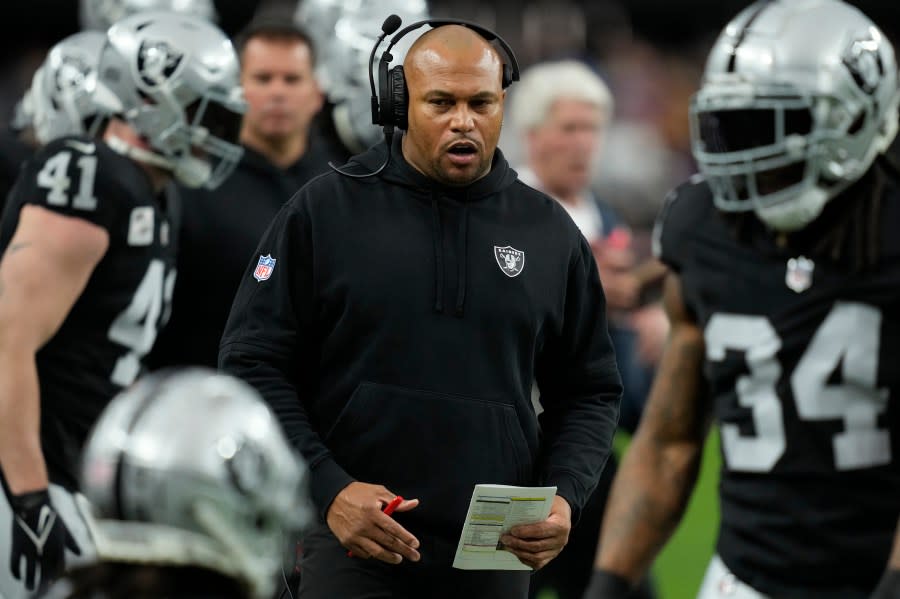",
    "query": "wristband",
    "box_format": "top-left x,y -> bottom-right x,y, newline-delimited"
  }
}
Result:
583,568 -> 633,598
7,489 -> 51,513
